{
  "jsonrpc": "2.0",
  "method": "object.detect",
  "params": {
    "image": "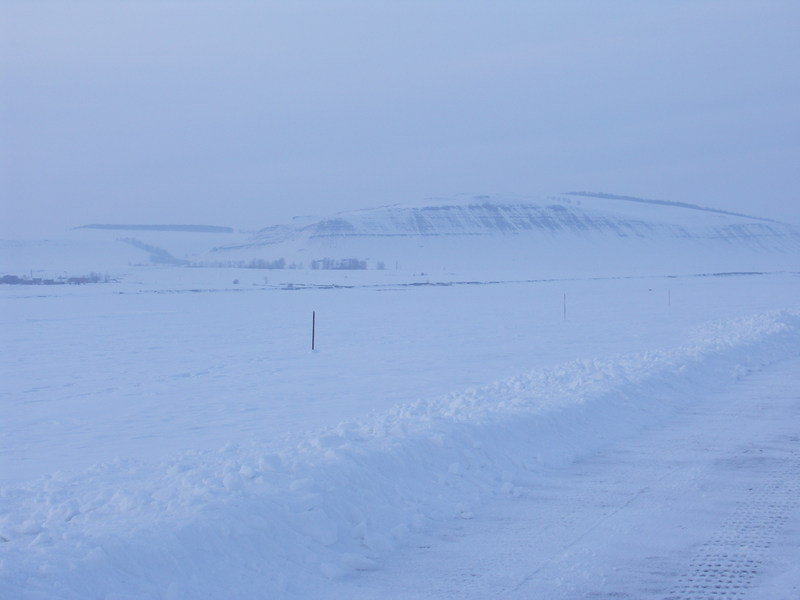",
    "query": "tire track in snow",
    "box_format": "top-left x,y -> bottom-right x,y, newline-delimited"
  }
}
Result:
510,463 -> 684,594
665,439 -> 800,600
